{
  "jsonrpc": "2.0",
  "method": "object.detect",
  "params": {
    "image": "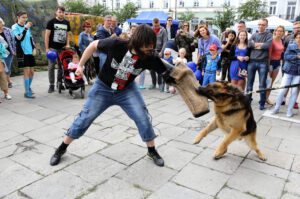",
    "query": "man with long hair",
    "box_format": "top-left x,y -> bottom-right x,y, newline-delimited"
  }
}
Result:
50,24 -> 175,167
